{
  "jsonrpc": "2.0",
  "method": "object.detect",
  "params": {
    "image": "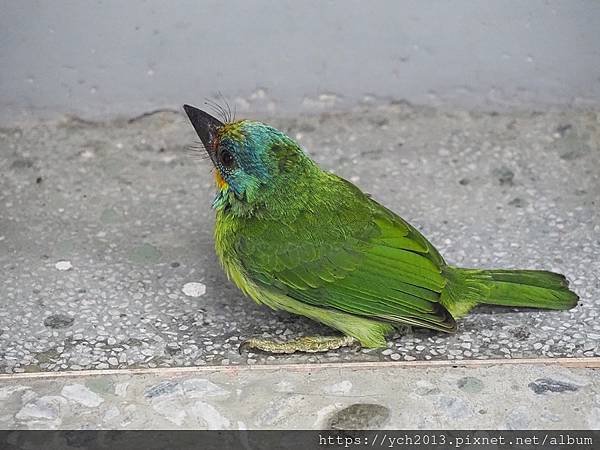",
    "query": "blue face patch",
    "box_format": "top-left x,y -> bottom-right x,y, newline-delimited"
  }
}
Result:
213,121 -> 303,207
